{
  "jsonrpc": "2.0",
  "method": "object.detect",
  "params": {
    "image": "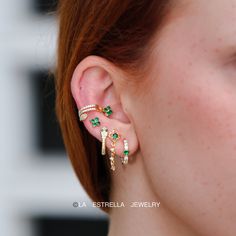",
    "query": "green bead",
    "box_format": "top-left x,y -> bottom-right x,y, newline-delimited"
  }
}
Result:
124,150 -> 129,155
112,133 -> 119,139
